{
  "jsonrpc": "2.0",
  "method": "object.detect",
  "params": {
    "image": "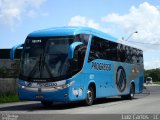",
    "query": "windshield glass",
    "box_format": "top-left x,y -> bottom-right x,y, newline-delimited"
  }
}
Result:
20,35 -> 89,82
